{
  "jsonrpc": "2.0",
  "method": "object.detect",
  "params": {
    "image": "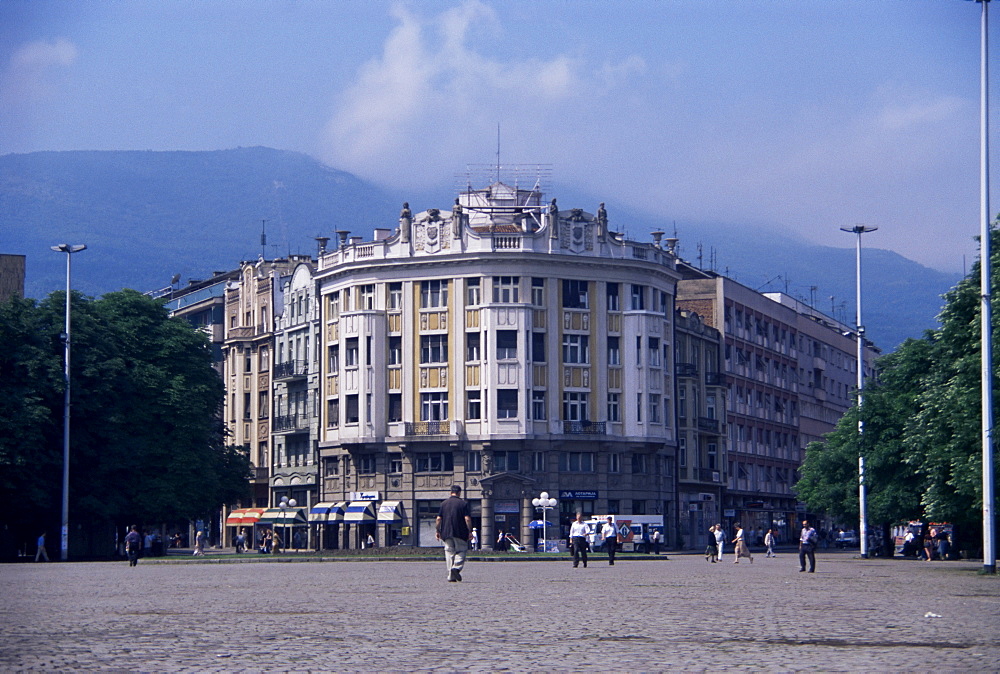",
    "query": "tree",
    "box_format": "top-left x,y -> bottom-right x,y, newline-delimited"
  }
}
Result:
0,290 -> 250,556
